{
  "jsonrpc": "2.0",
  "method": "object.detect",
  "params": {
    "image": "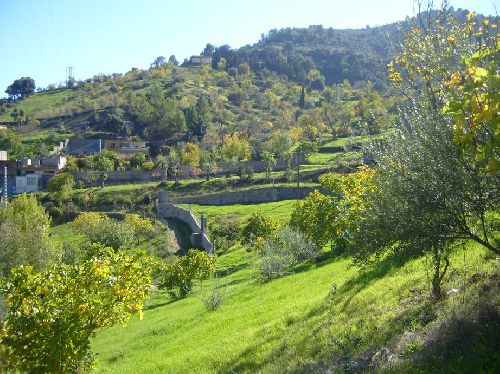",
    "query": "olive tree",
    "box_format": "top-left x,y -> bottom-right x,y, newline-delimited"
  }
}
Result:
353,4 -> 499,298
